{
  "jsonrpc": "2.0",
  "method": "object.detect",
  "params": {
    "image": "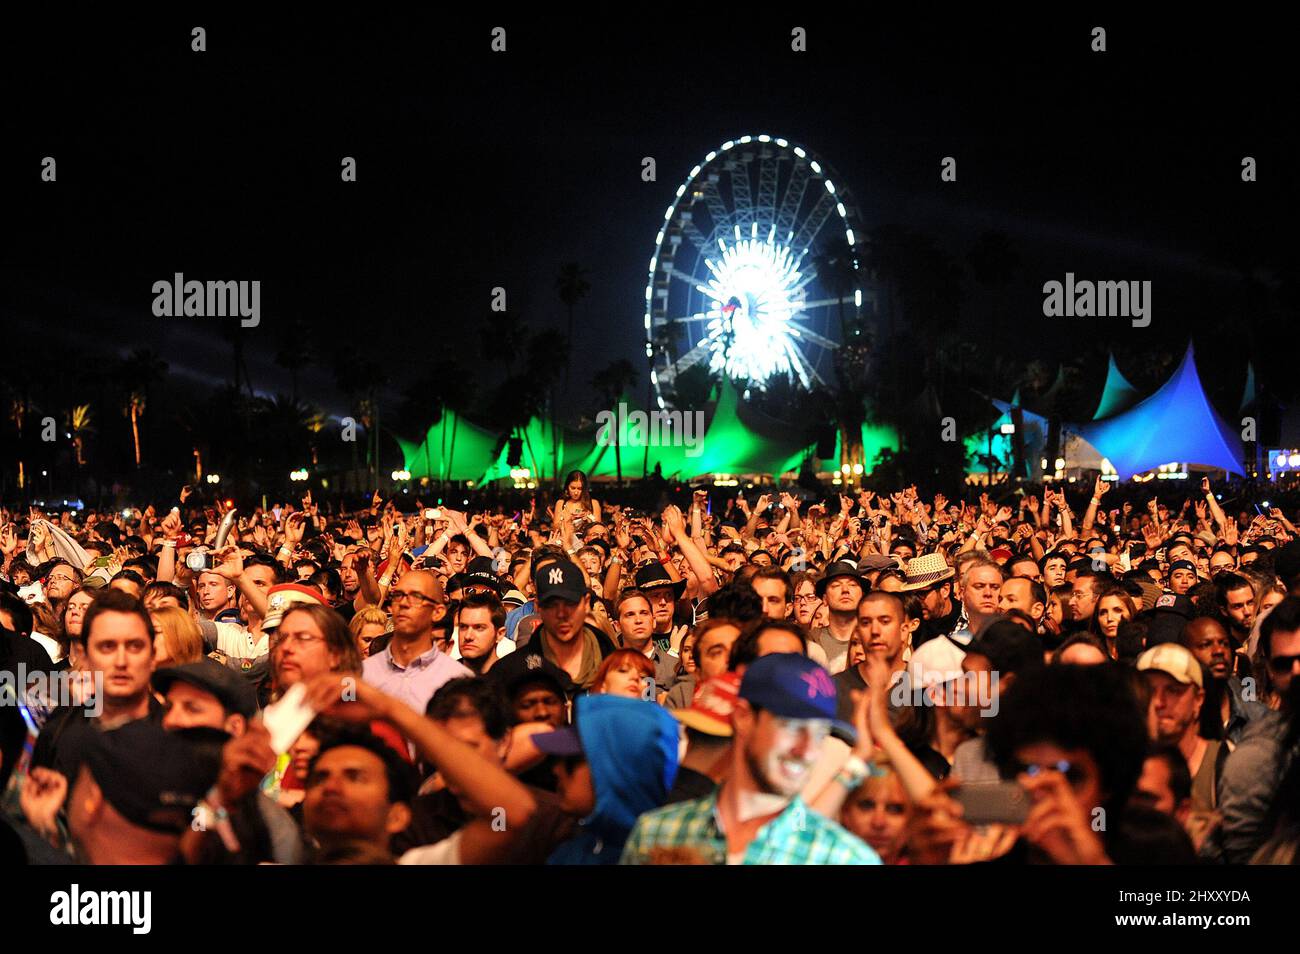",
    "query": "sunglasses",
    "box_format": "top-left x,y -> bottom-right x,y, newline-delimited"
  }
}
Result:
1268,654 -> 1300,674
1014,759 -> 1087,786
